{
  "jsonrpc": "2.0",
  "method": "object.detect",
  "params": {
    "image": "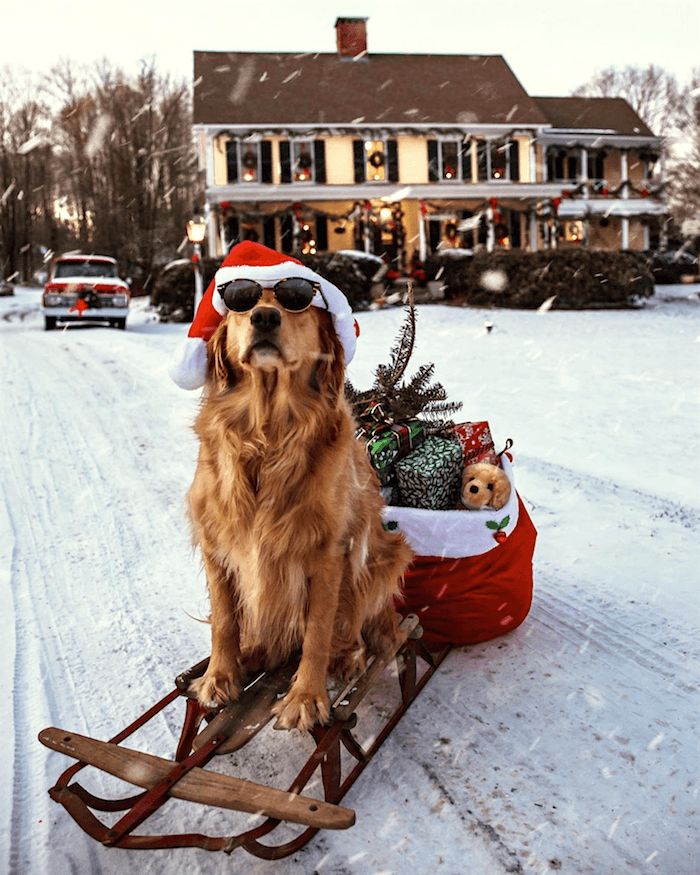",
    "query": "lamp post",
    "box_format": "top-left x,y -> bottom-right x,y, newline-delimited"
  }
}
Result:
186,215 -> 207,314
